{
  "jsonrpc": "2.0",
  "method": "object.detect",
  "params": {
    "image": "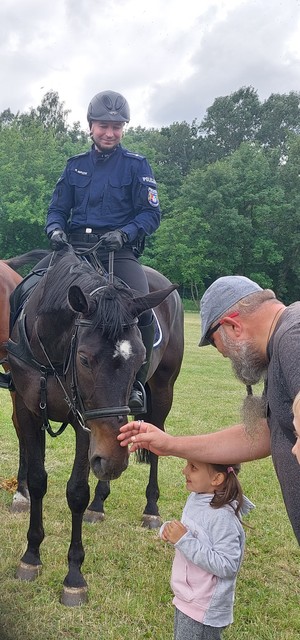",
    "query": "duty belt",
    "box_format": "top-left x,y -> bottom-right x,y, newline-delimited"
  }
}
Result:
68,231 -> 110,244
